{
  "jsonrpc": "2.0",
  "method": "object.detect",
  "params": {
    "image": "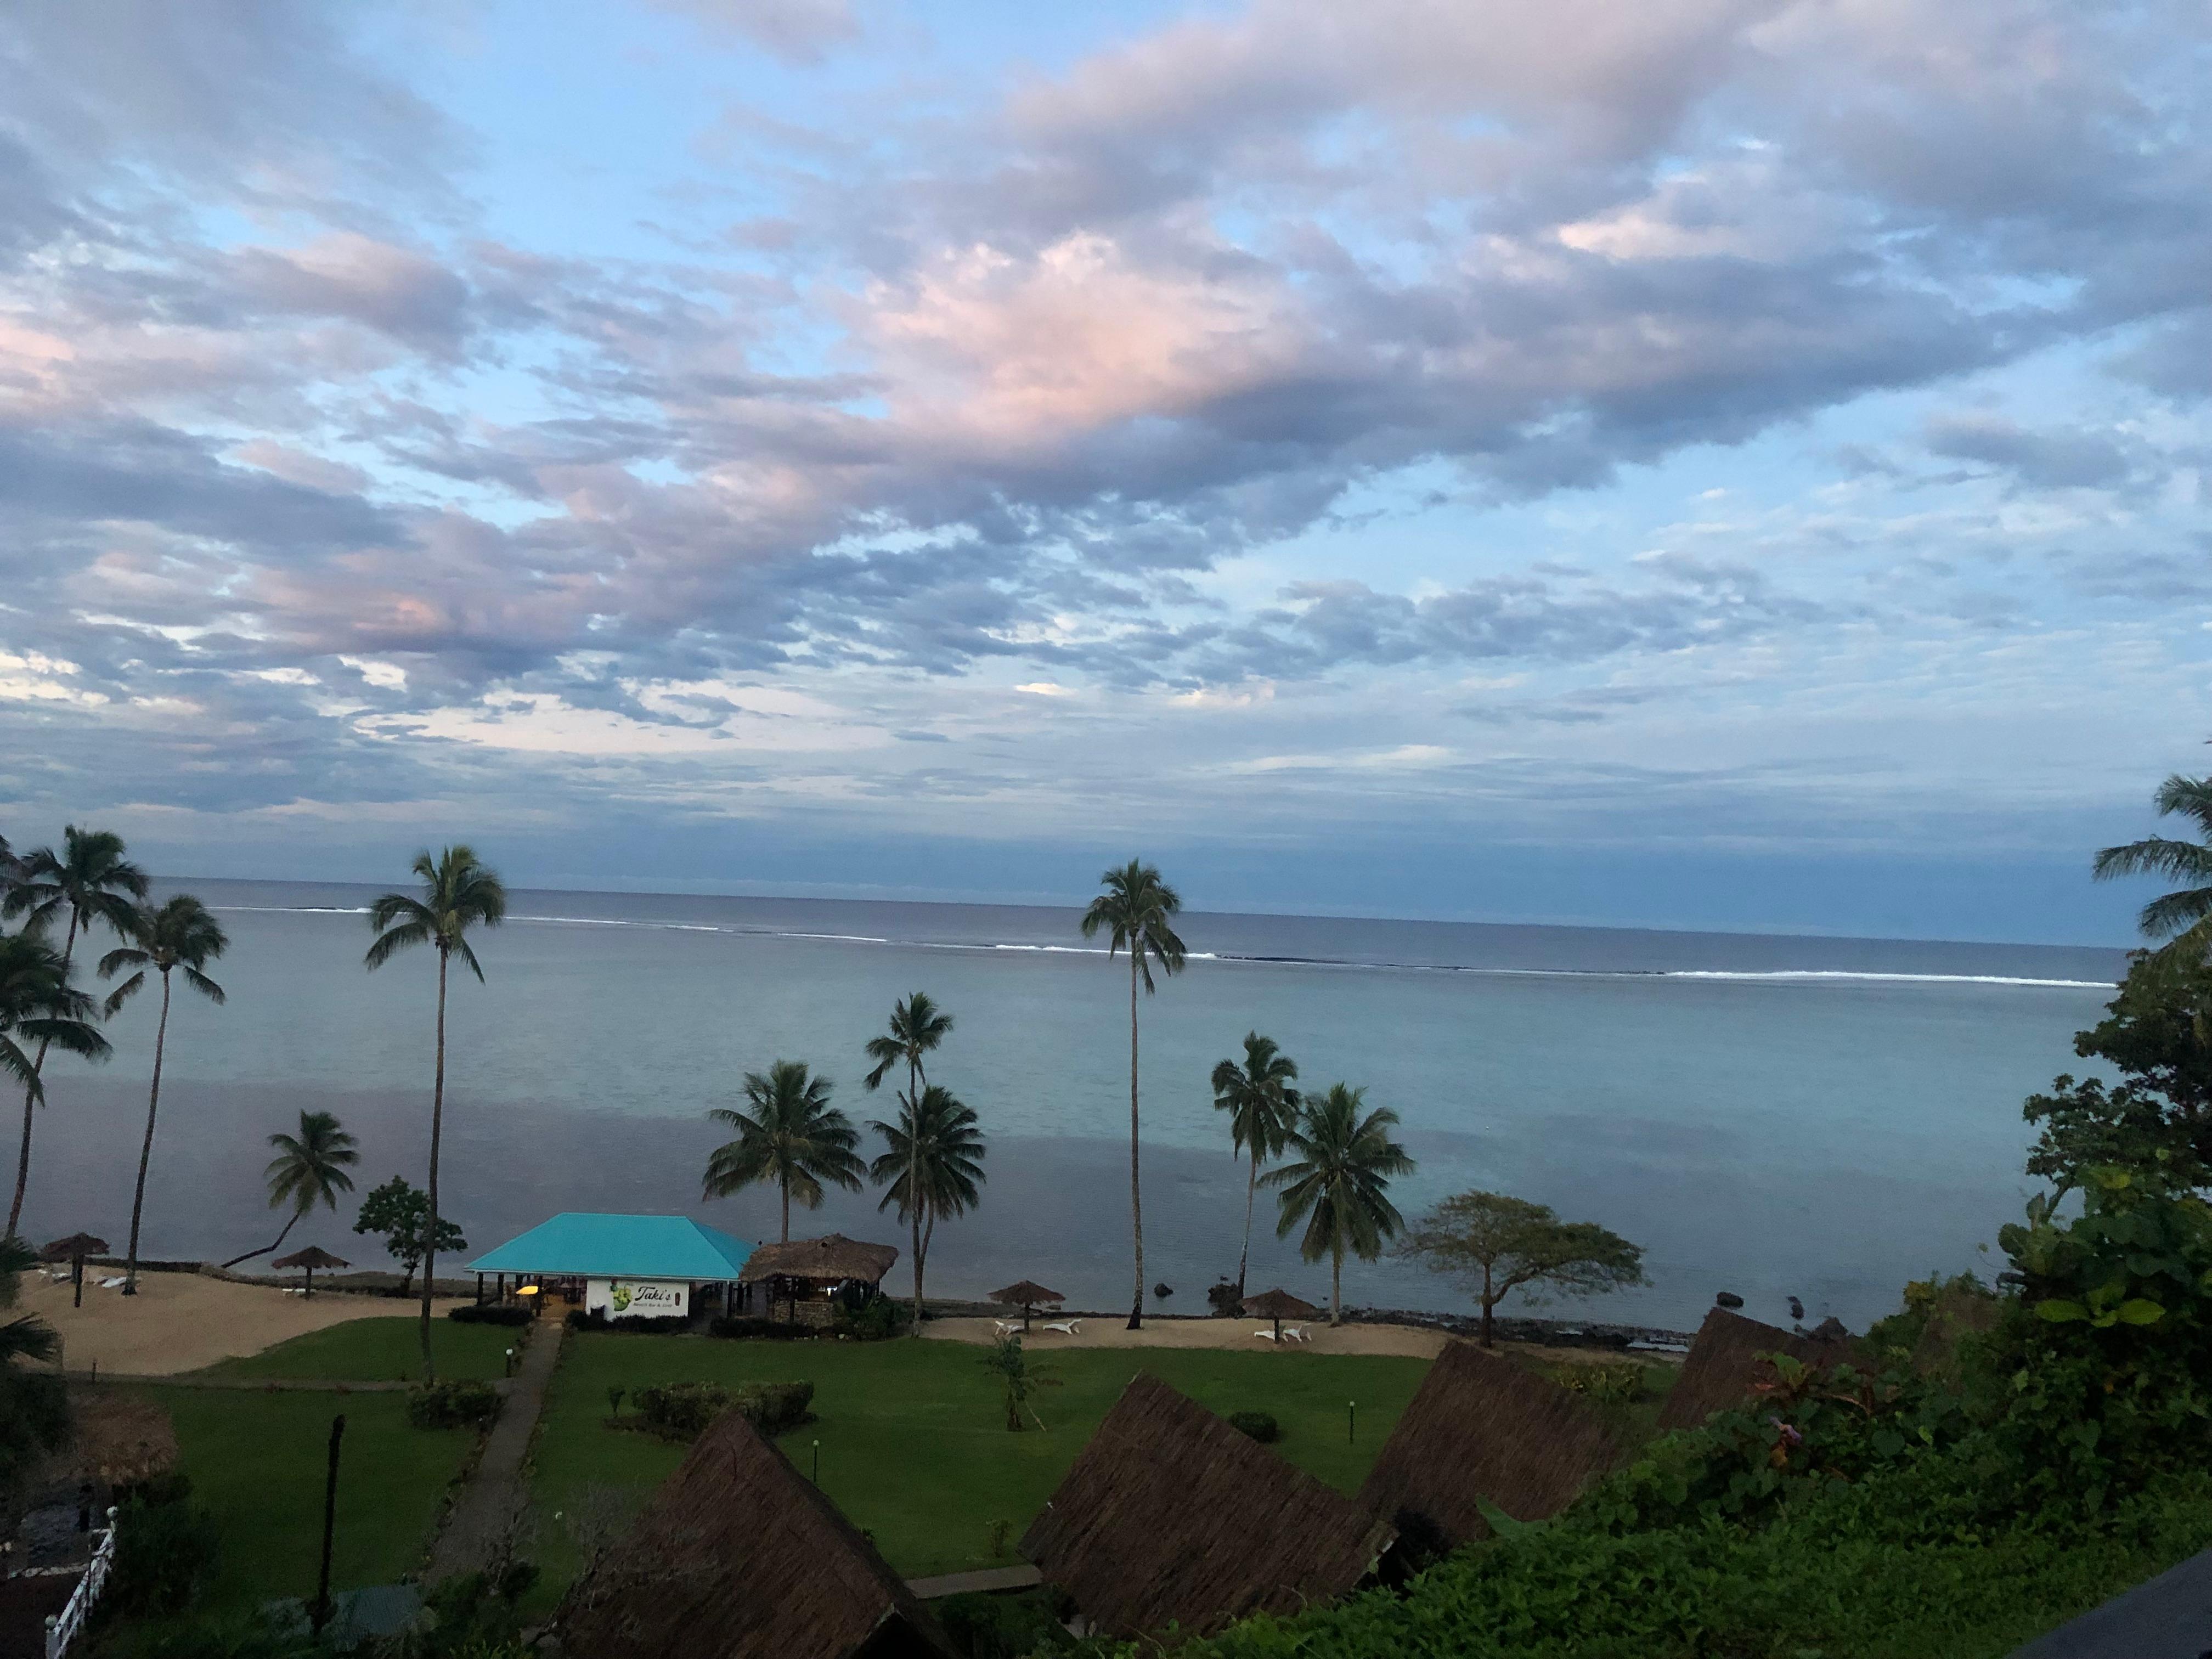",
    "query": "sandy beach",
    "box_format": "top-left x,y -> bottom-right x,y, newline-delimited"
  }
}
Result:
20,1269 -> 465,1376
922,1314 -> 1451,1358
